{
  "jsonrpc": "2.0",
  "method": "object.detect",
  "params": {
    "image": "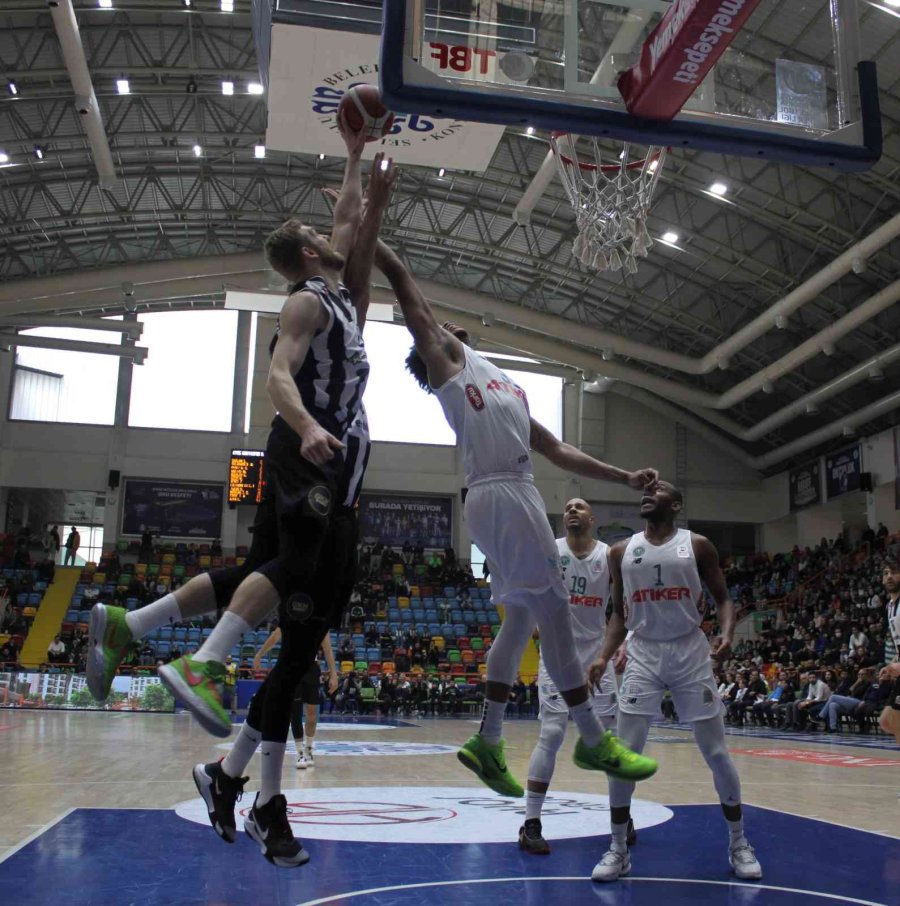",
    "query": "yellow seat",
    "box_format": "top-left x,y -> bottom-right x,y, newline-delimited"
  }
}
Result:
432,636 -> 445,650
162,553 -> 176,566
340,660 -> 354,673
93,573 -> 106,585
398,596 -> 410,609
410,586 -> 420,598
198,555 -> 211,569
